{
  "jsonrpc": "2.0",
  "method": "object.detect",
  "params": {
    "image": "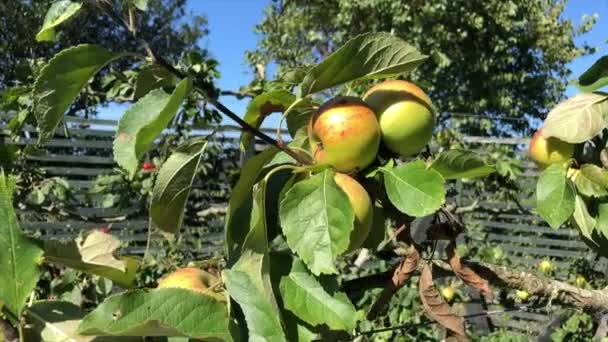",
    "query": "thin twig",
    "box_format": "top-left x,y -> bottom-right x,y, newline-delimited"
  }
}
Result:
91,0 -> 310,165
